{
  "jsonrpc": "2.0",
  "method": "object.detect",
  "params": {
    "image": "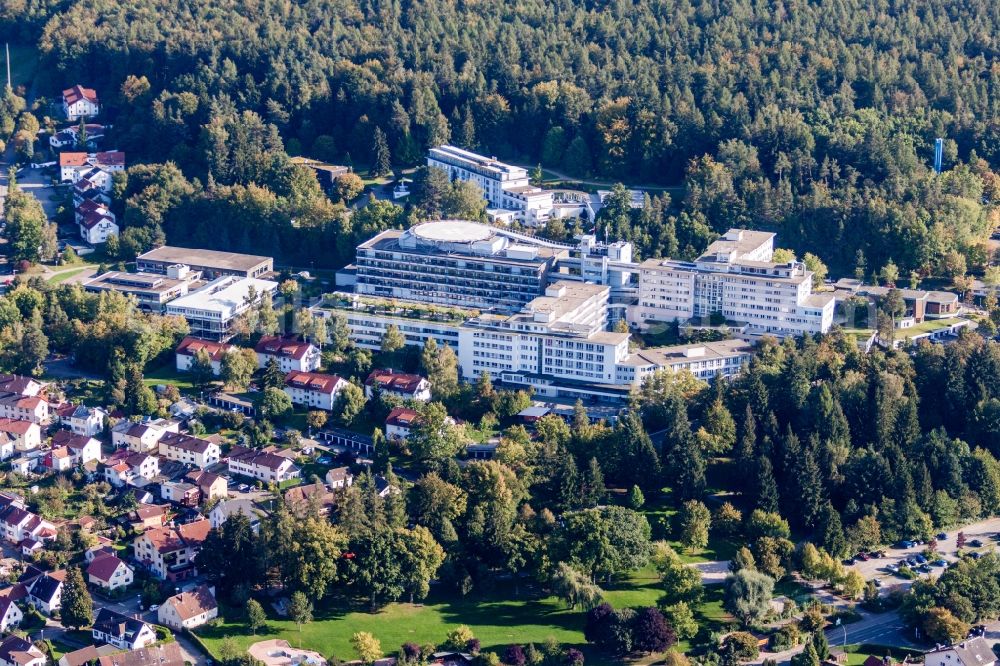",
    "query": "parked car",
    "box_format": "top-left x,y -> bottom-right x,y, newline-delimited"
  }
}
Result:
885,564 -> 899,573
856,552 -> 870,561
898,540 -> 915,549
868,551 -> 883,559
970,552 -> 982,560
937,532 -> 947,540
873,578 -> 883,587
915,554 -> 927,564
932,559 -> 947,567
970,539 -> 983,547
